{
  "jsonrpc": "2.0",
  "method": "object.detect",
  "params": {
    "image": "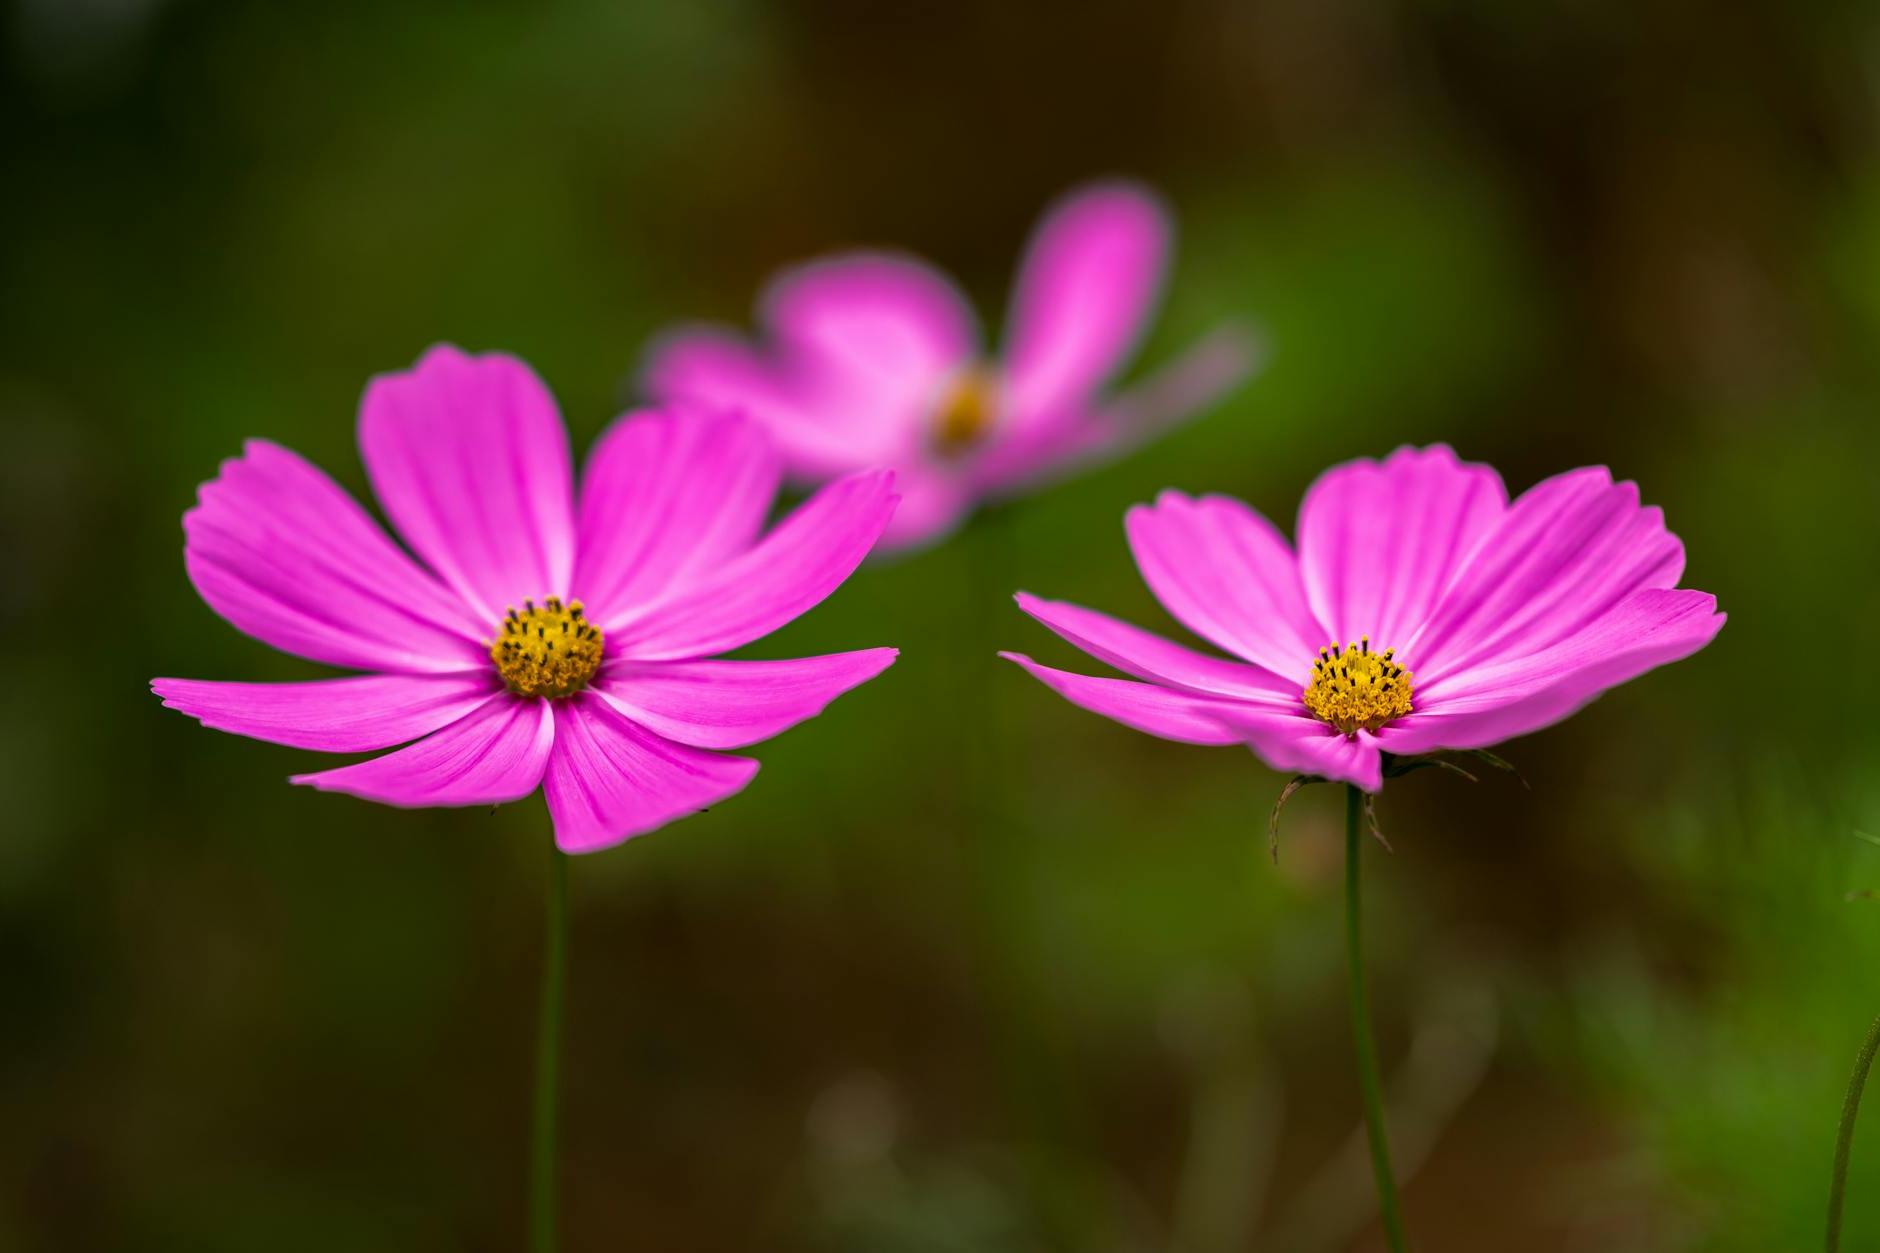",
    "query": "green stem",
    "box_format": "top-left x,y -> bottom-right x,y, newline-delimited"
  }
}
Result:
531,844 -> 569,1253
1344,785 -> 1409,1252
1827,1013 -> 1880,1251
